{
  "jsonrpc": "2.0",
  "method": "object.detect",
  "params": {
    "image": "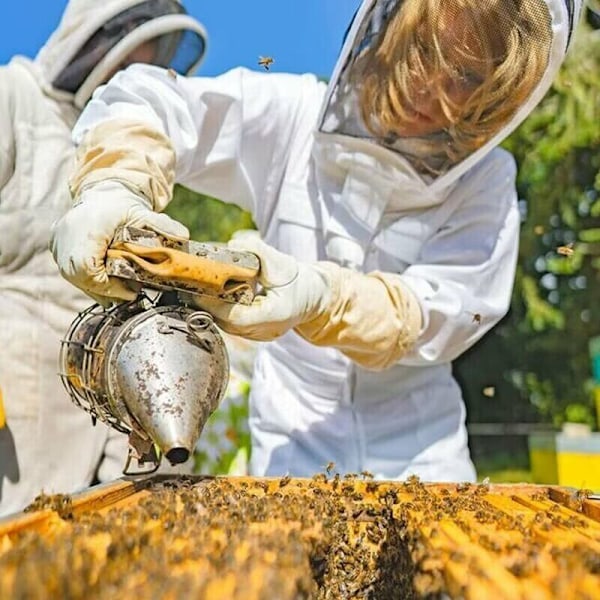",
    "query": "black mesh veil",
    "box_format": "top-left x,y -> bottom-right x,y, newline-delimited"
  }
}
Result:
320,0 -> 553,179
54,0 -> 205,93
